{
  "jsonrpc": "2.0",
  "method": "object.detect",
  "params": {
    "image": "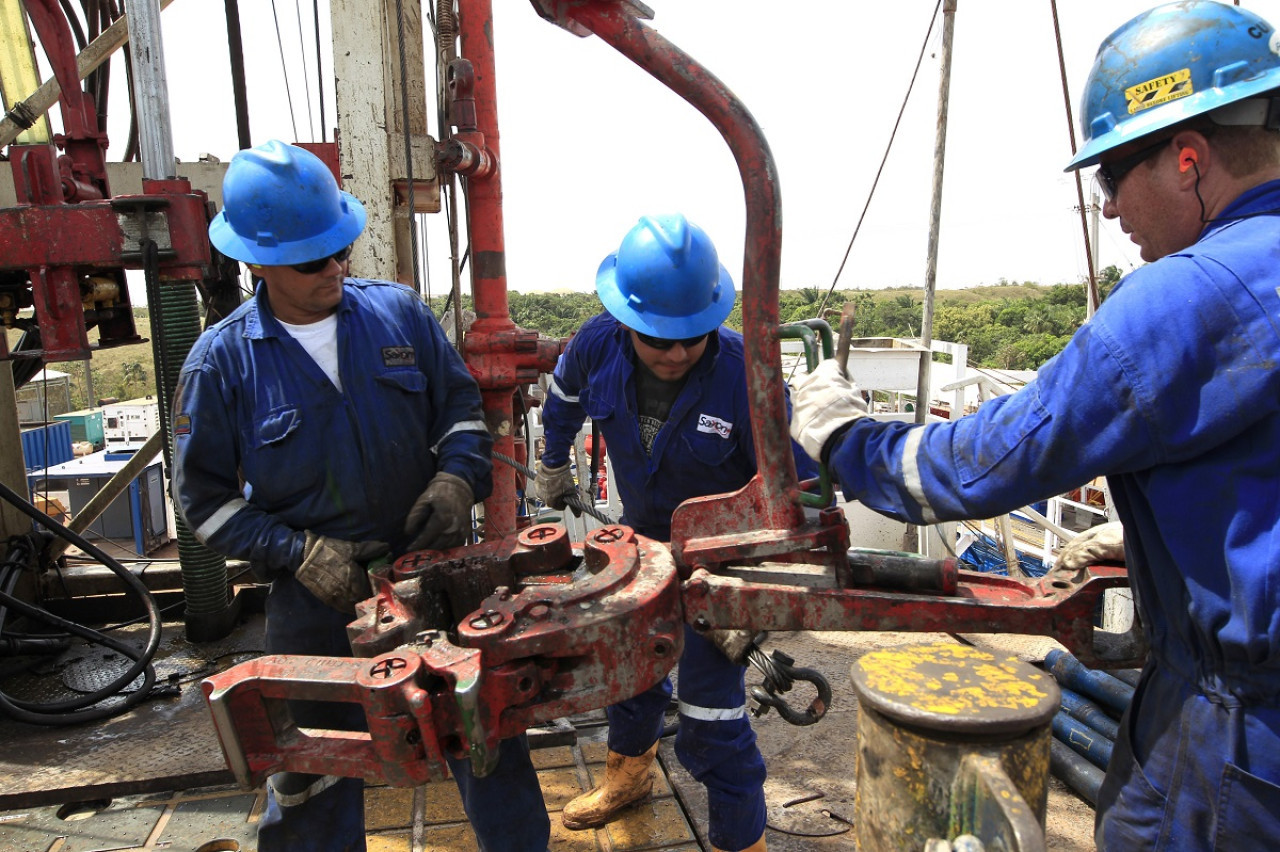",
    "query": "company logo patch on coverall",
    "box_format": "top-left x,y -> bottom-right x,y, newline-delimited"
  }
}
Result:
382,346 -> 415,367
697,413 -> 732,438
